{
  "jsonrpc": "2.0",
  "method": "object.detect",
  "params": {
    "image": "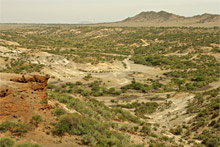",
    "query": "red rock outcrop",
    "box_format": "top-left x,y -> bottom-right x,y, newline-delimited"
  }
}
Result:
0,73 -> 51,122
